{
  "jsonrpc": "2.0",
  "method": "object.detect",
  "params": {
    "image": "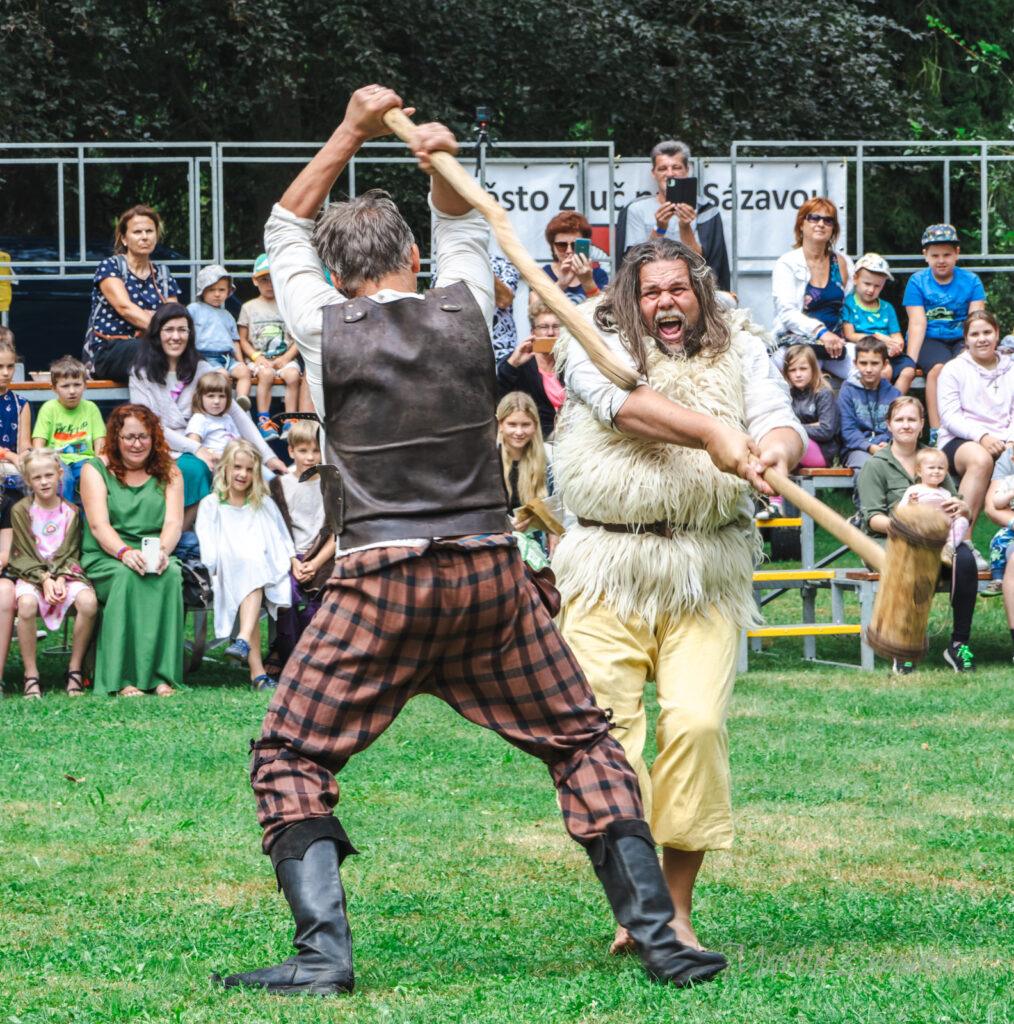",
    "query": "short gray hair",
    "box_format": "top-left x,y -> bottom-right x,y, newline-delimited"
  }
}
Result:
650,140 -> 691,168
311,189 -> 415,293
